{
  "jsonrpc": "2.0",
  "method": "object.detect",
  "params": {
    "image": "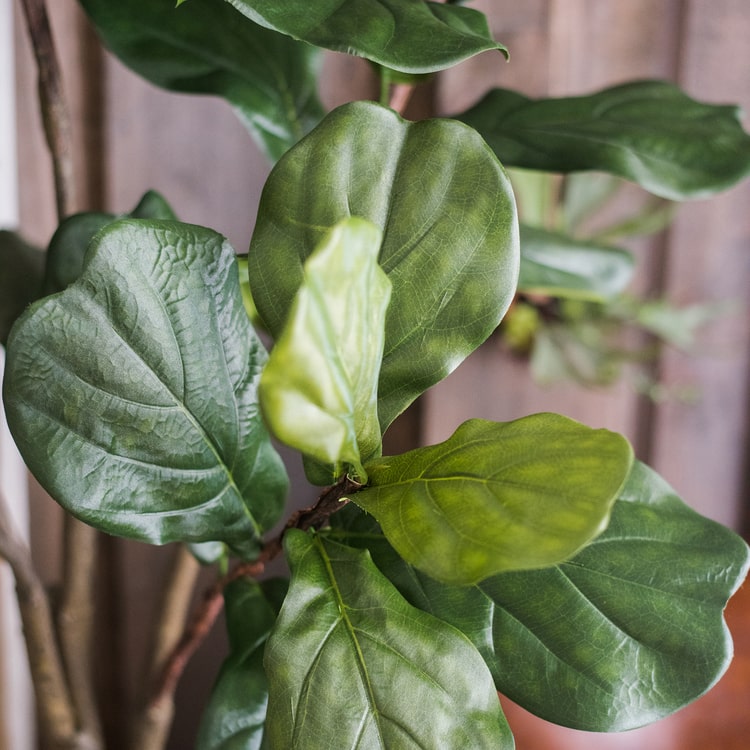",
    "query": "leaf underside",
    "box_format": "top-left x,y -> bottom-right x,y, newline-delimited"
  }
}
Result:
224,0 -> 507,73
79,0 -> 325,161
